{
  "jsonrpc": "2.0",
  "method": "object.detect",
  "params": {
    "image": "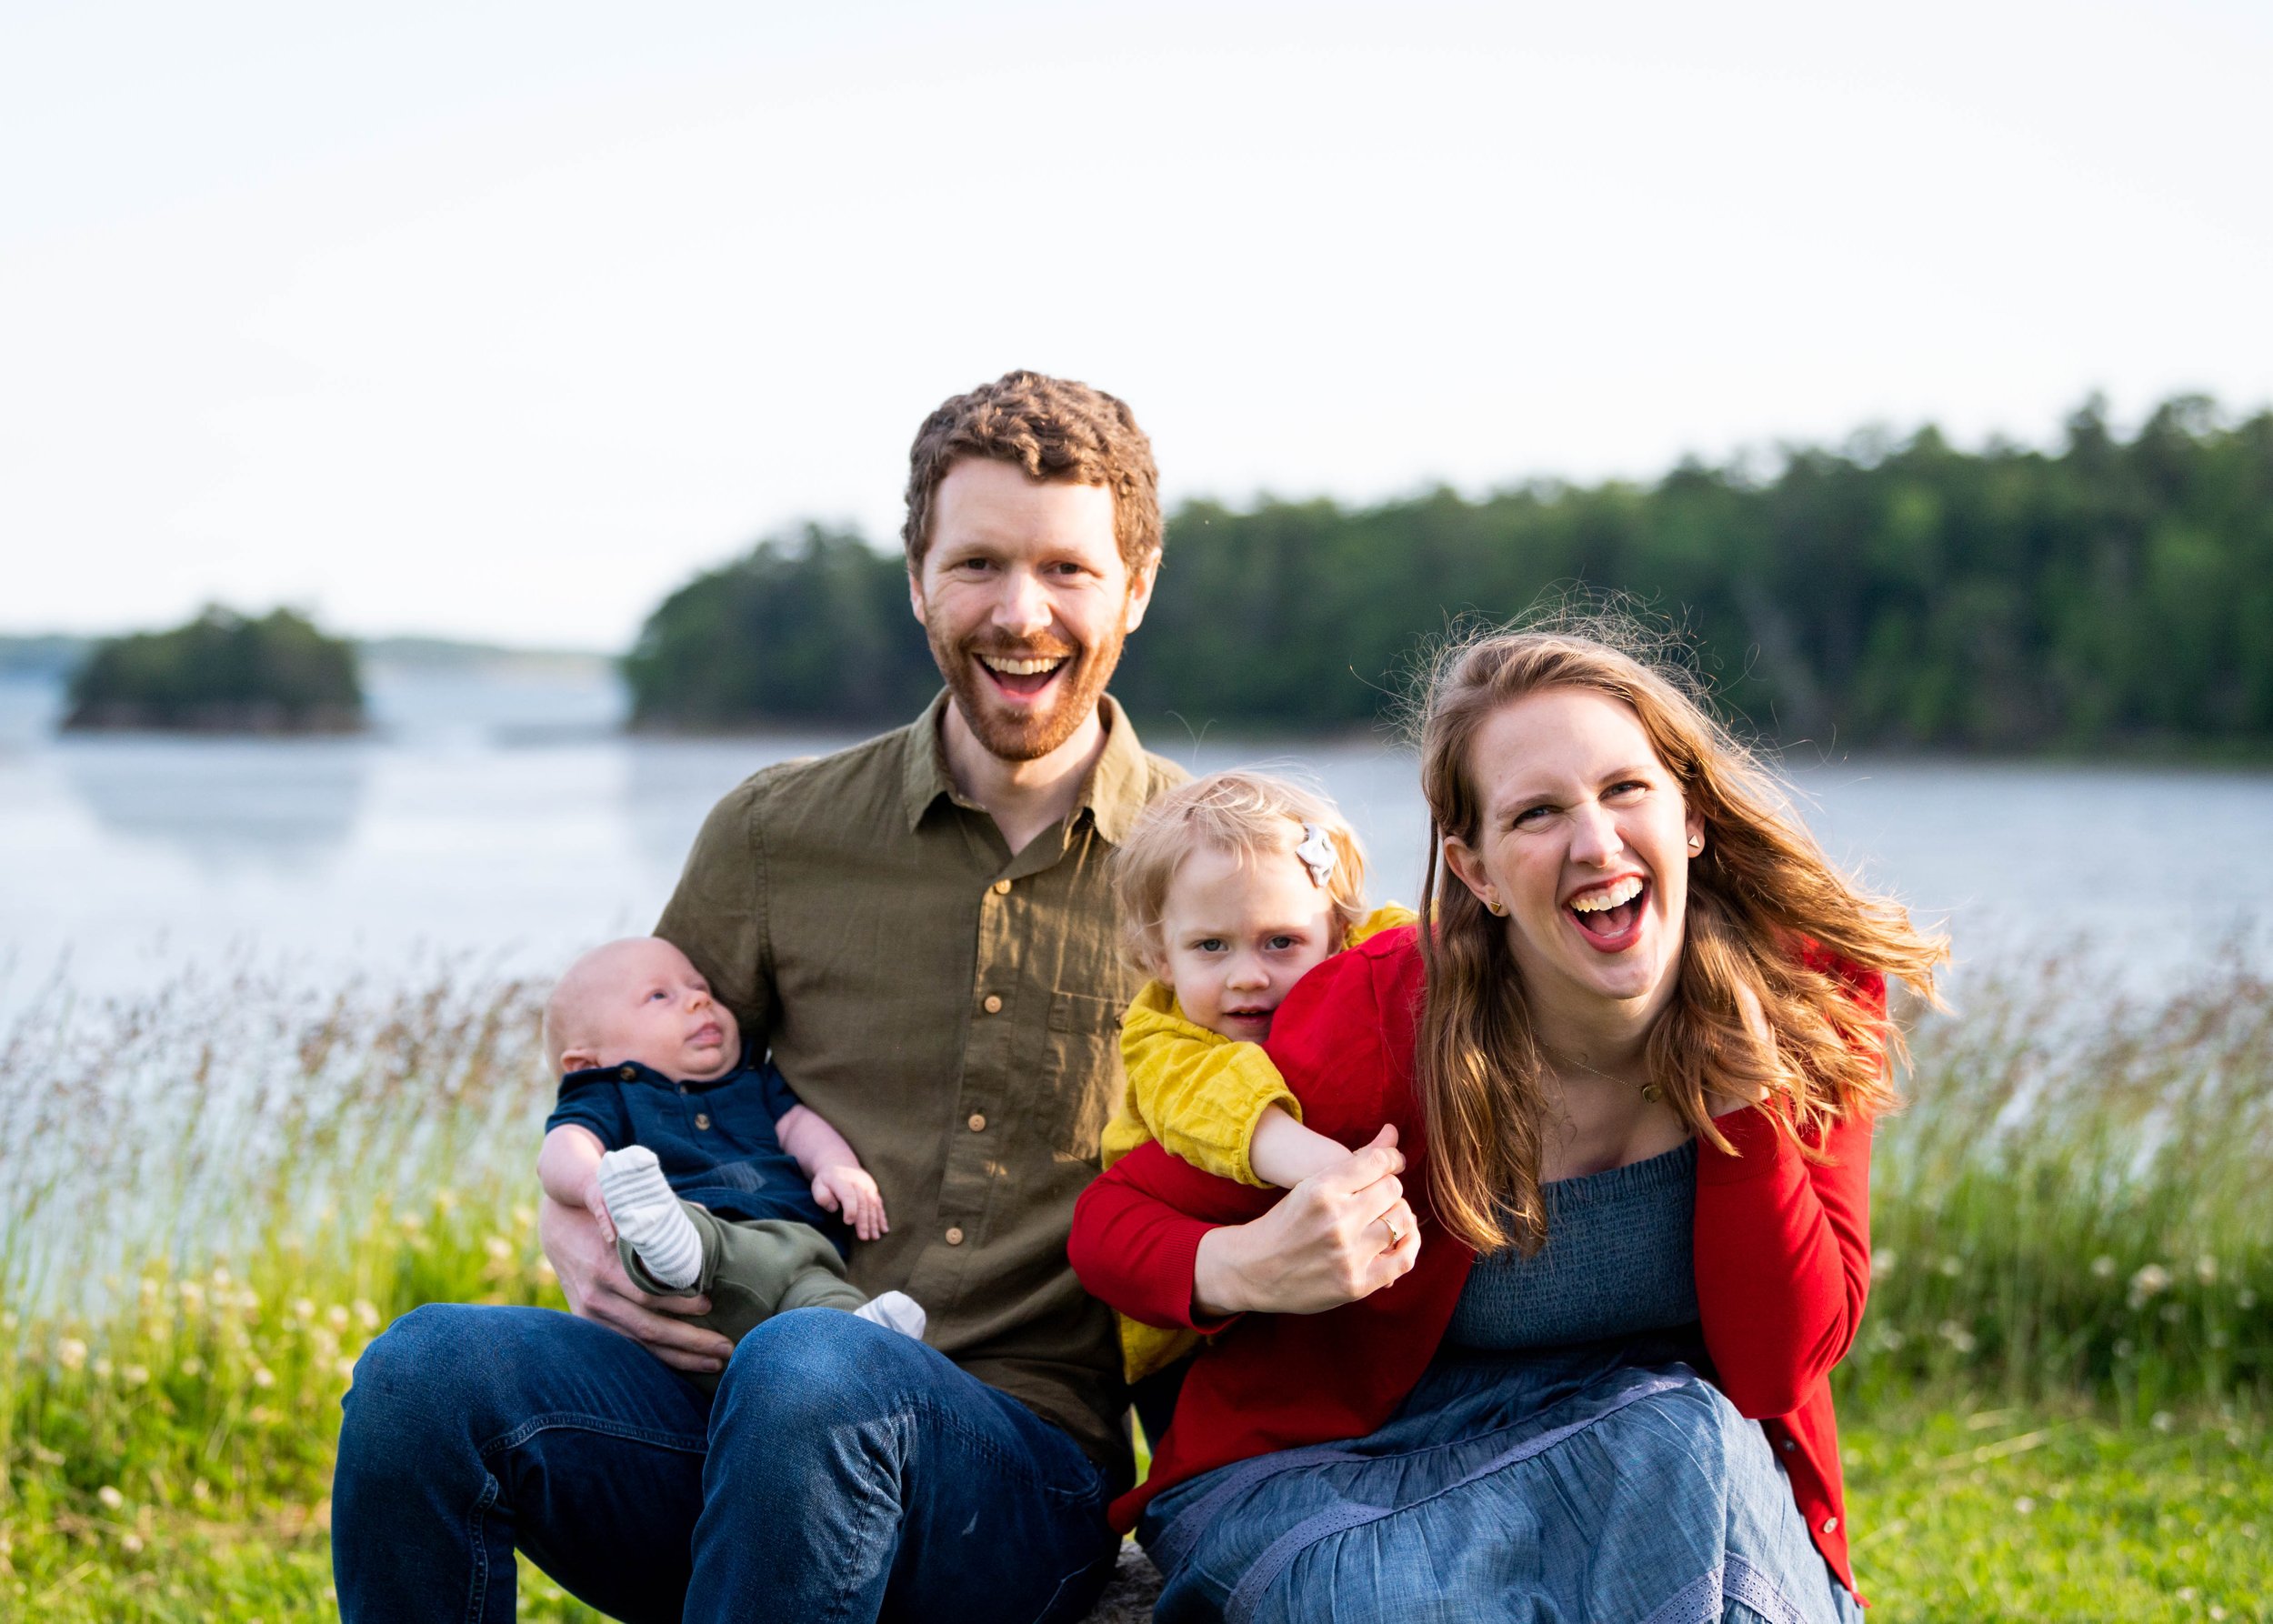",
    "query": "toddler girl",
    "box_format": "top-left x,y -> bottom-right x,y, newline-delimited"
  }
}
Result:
1099,770 -> 1413,1382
